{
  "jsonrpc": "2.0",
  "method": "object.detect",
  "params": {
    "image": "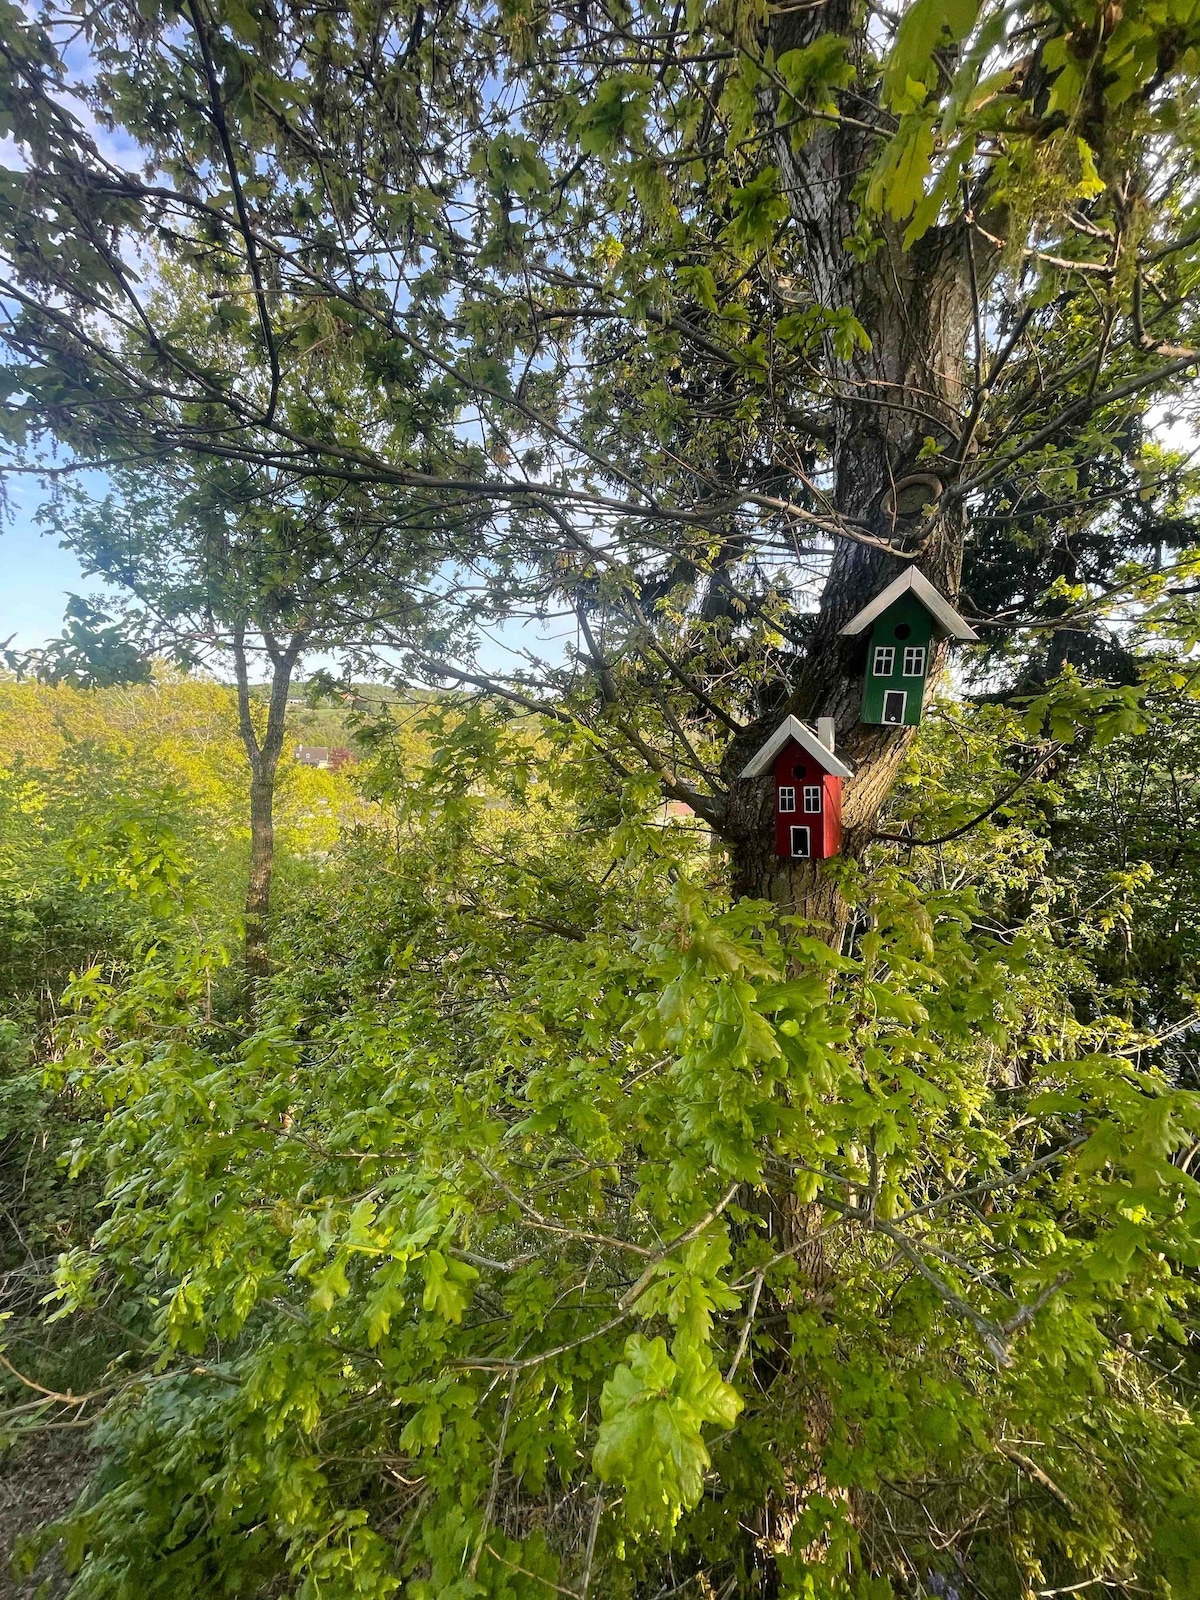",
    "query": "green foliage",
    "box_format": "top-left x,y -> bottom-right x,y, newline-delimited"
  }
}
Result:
5,0 -> 1200,1593
2,700 -> 1196,1597
22,596 -> 154,689
0,671 -> 357,1465
594,1334 -> 741,1529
